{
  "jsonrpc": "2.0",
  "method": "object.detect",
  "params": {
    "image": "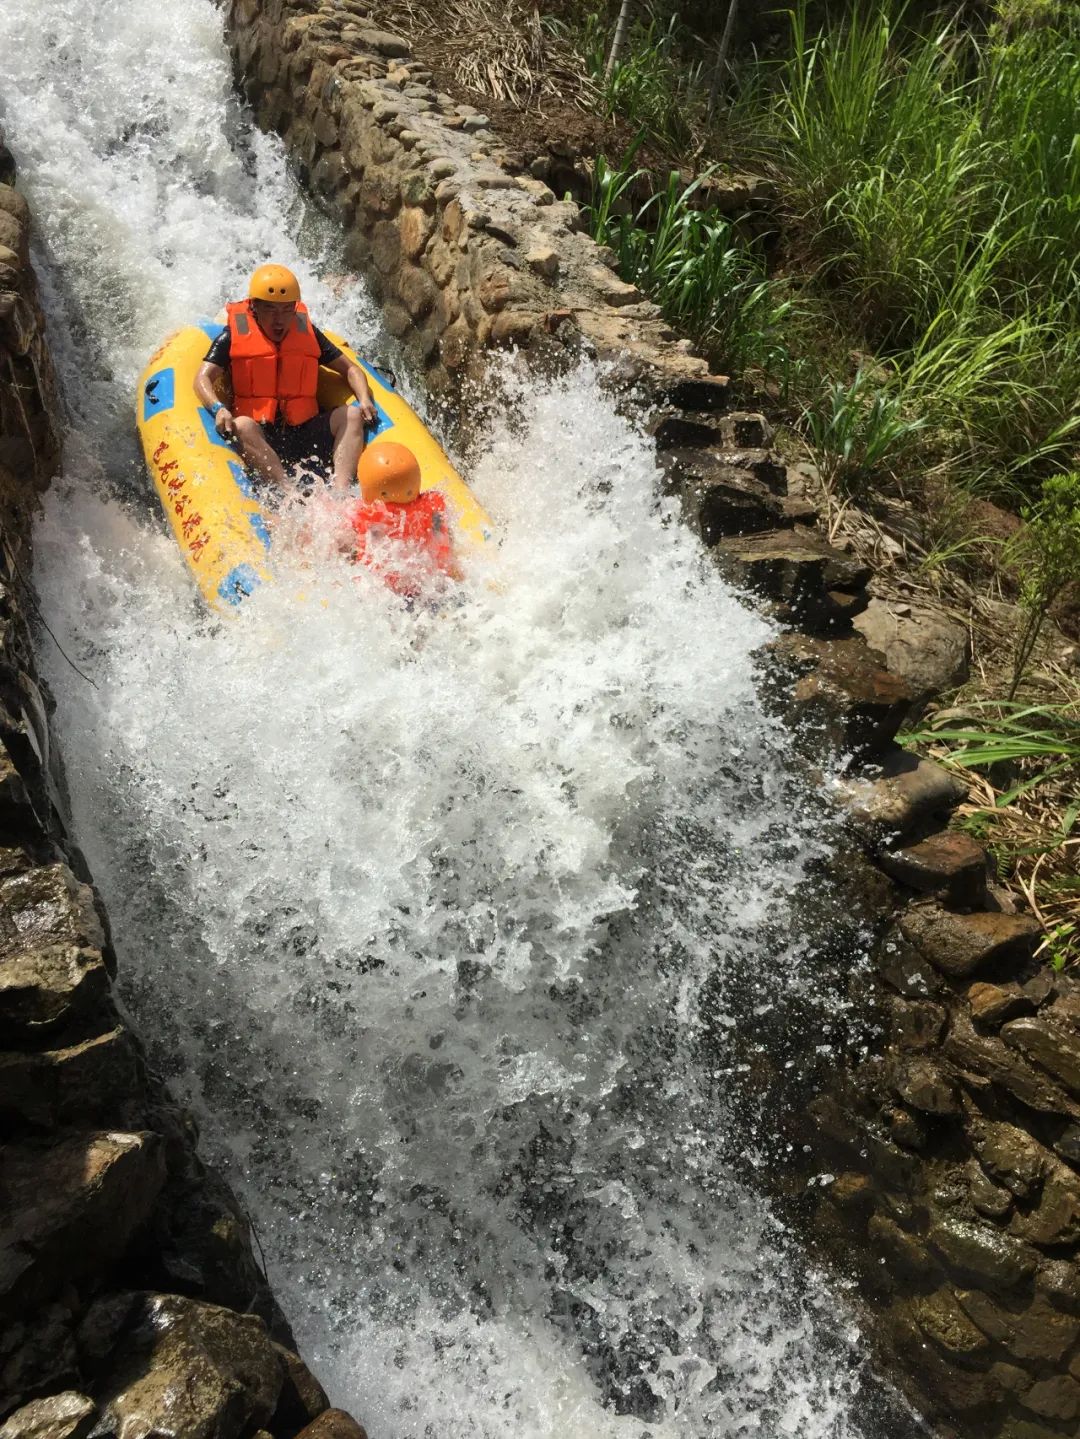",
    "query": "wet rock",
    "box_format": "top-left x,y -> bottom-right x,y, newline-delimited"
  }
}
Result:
0,1131 -> 165,1318
1009,1161 -> 1080,1246
875,931 -> 945,998
891,1055 -> 959,1114
968,1162 -> 1013,1221
972,1122 -> 1052,1199
293,1409 -> 369,1439
768,633 -> 913,756
853,597 -> 970,714
899,904 -> 1041,979
913,1286 -> 991,1358
927,1215 -> 1037,1291
1002,1016 -> 1080,1098
888,996 -> 946,1049
868,1214 -> 937,1280
716,528 -> 871,633
957,1289 -> 1080,1363
1021,1374 -> 1080,1422
968,982 -> 1033,1029
719,412 -> 772,448
0,1394 -> 95,1439
998,1420 -> 1078,1439
672,461 -> 786,543
269,1345 -> 329,1432
0,1304 -> 80,1413
835,749 -> 968,836
0,1026 -> 139,1129
948,1011 -> 1080,1115
1054,1124 -> 1080,1165
0,943 -> 108,1039
91,1294 -> 285,1439
1035,1258 -> 1080,1313
879,831 -> 988,907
